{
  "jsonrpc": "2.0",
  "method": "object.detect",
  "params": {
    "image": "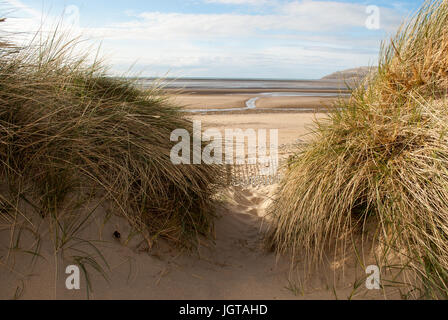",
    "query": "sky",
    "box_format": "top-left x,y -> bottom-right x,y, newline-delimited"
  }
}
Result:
2,0 -> 424,79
